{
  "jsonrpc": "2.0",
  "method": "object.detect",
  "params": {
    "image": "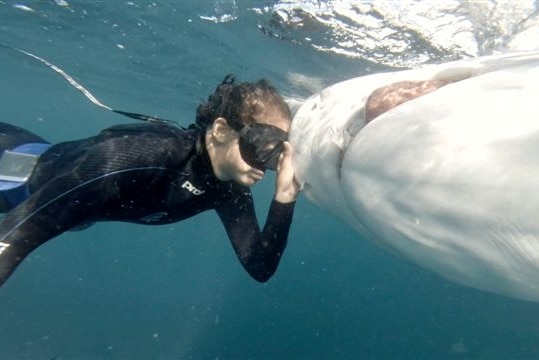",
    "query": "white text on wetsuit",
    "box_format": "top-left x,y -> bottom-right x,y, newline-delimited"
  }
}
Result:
181,180 -> 205,196
0,242 -> 9,255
